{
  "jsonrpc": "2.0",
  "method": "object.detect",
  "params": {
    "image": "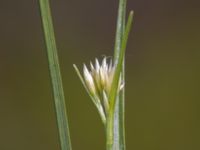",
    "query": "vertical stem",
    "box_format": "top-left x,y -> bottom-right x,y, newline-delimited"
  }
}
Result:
106,112 -> 114,150
38,0 -> 72,150
114,0 -> 127,61
118,0 -> 126,149
107,10 -> 133,150
113,0 -> 127,150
